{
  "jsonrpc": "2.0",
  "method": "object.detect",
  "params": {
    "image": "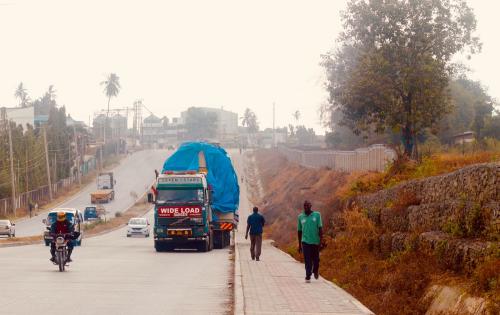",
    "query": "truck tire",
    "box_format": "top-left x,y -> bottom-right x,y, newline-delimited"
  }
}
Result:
213,230 -> 223,249
155,241 -> 163,252
198,238 -> 209,252
209,232 -> 214,251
